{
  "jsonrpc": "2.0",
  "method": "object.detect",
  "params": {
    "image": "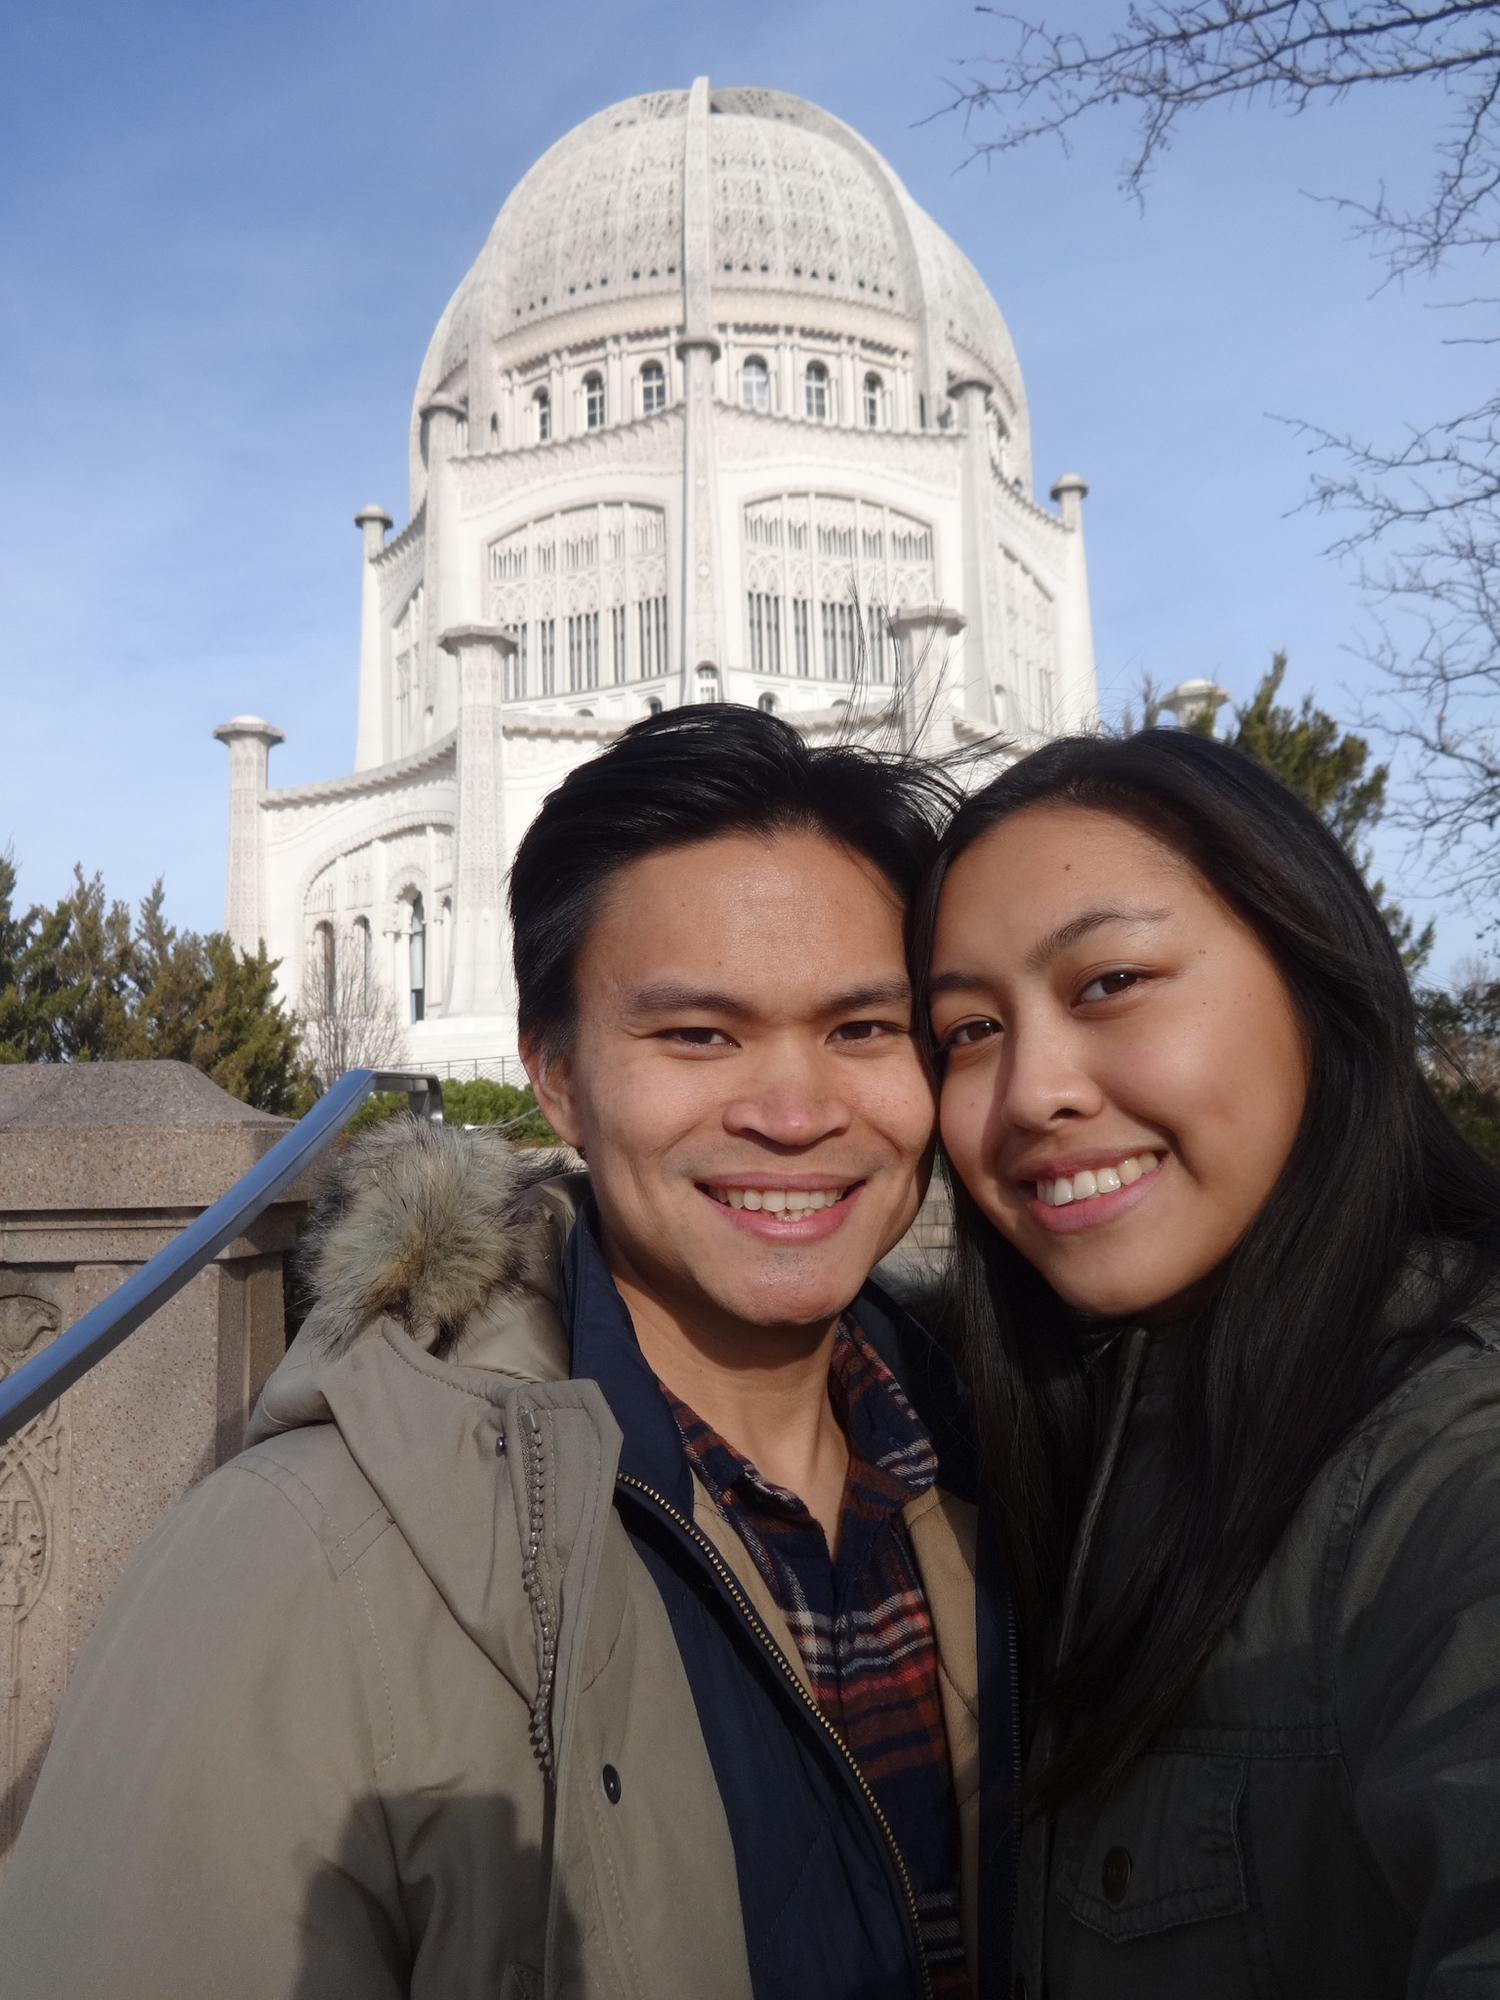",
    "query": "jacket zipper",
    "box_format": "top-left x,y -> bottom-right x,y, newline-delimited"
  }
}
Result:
518,1406 -> 558,1782
617,1470 -> 935,2000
